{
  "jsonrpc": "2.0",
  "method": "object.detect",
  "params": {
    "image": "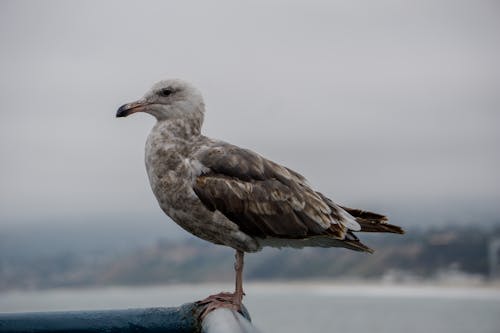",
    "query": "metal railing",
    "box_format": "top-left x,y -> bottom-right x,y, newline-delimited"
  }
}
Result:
0,302 -> 261,333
